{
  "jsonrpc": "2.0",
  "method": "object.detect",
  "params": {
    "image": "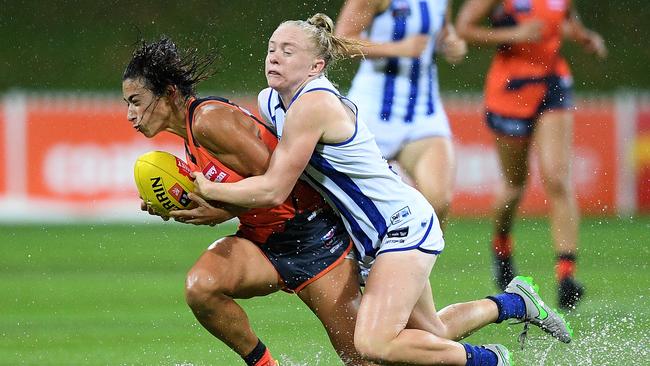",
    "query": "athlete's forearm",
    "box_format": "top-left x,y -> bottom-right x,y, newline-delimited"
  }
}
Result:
201,175 -> 288,209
